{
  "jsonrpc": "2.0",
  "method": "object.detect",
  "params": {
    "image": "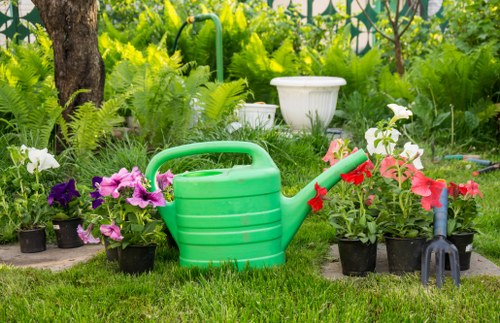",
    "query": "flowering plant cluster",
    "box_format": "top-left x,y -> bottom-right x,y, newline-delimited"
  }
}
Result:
447,180 -> 483,235
311,104 -> 447,241
4,145 -> 60,230
78,167 -> 174,249
47,179 -> 88,221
